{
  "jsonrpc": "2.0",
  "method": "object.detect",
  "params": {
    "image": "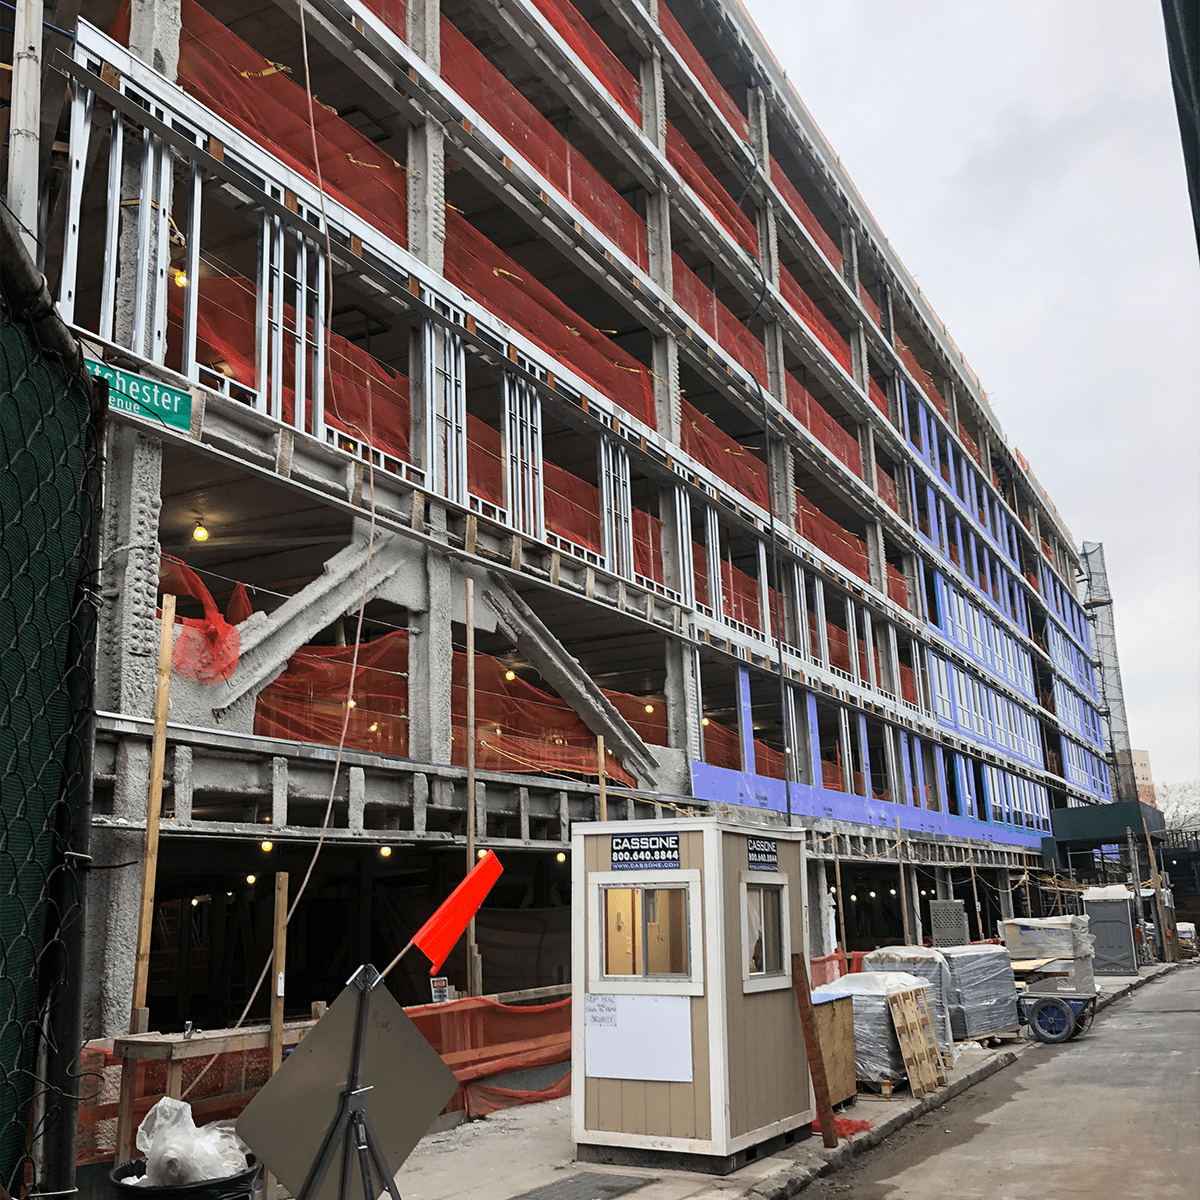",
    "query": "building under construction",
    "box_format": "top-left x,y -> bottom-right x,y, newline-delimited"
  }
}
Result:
5,0 -> 1128,1034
